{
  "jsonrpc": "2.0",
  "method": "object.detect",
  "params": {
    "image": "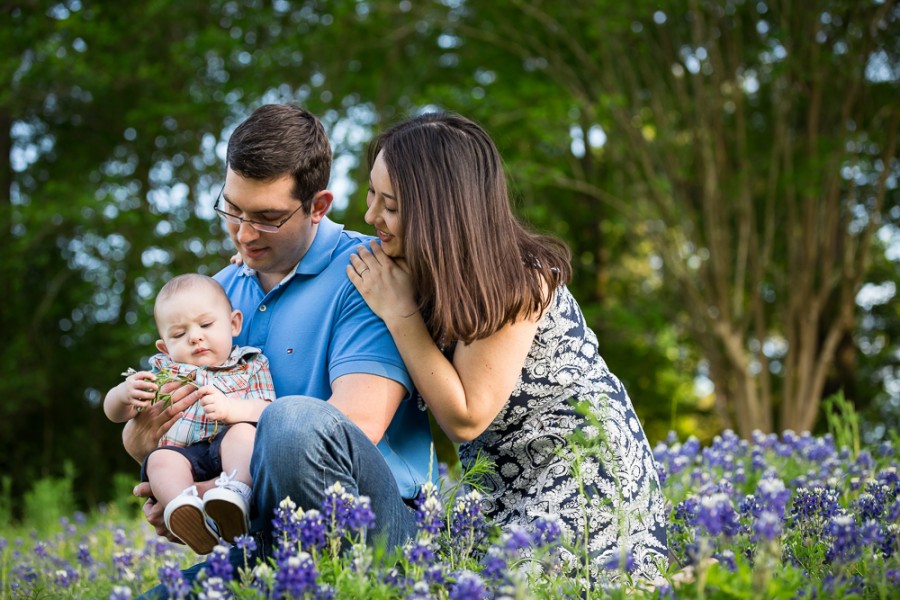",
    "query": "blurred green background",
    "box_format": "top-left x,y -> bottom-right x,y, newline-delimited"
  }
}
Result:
1,0 -> 897,518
